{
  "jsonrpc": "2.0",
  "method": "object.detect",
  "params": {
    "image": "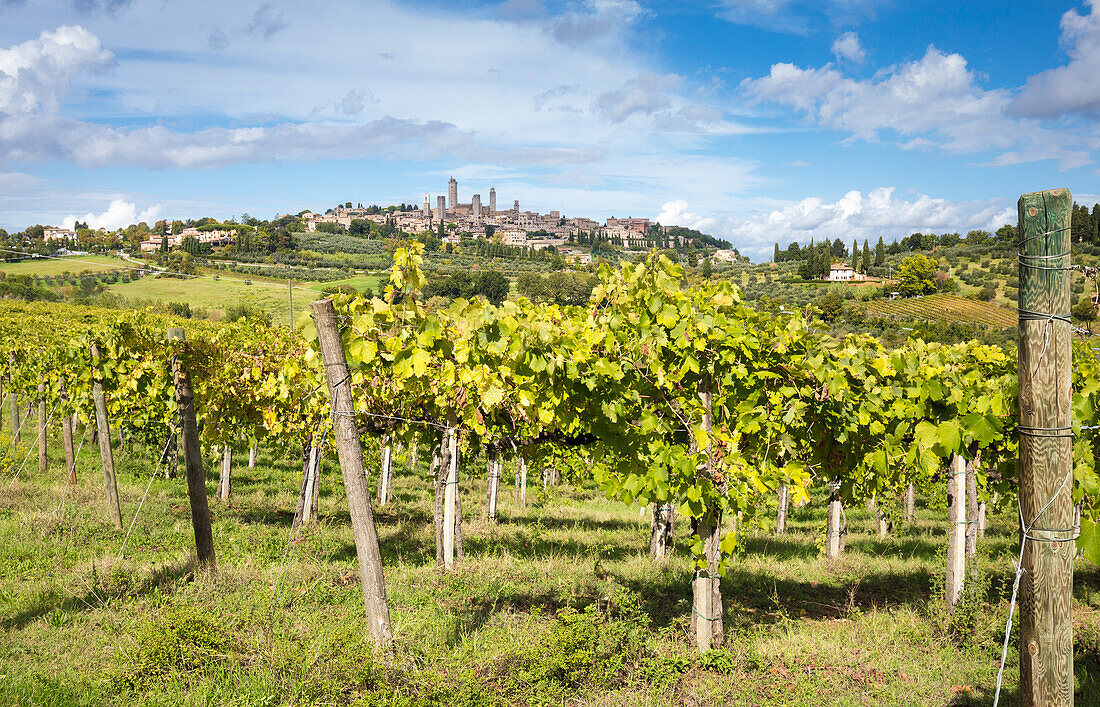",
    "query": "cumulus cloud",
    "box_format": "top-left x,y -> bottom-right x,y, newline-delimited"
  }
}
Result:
659,189 -> 1016,261
0,25 -> 113,116
552,0 -> 643,46
831,31 -> 864,63
593,73 -> 680,122
70,0 -> 133,15
1011,0 -> 1100,119
742,46 -> 1093,169
713,0 -> 882,34
244,3 -> 289,40
62,199 -> 161,230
